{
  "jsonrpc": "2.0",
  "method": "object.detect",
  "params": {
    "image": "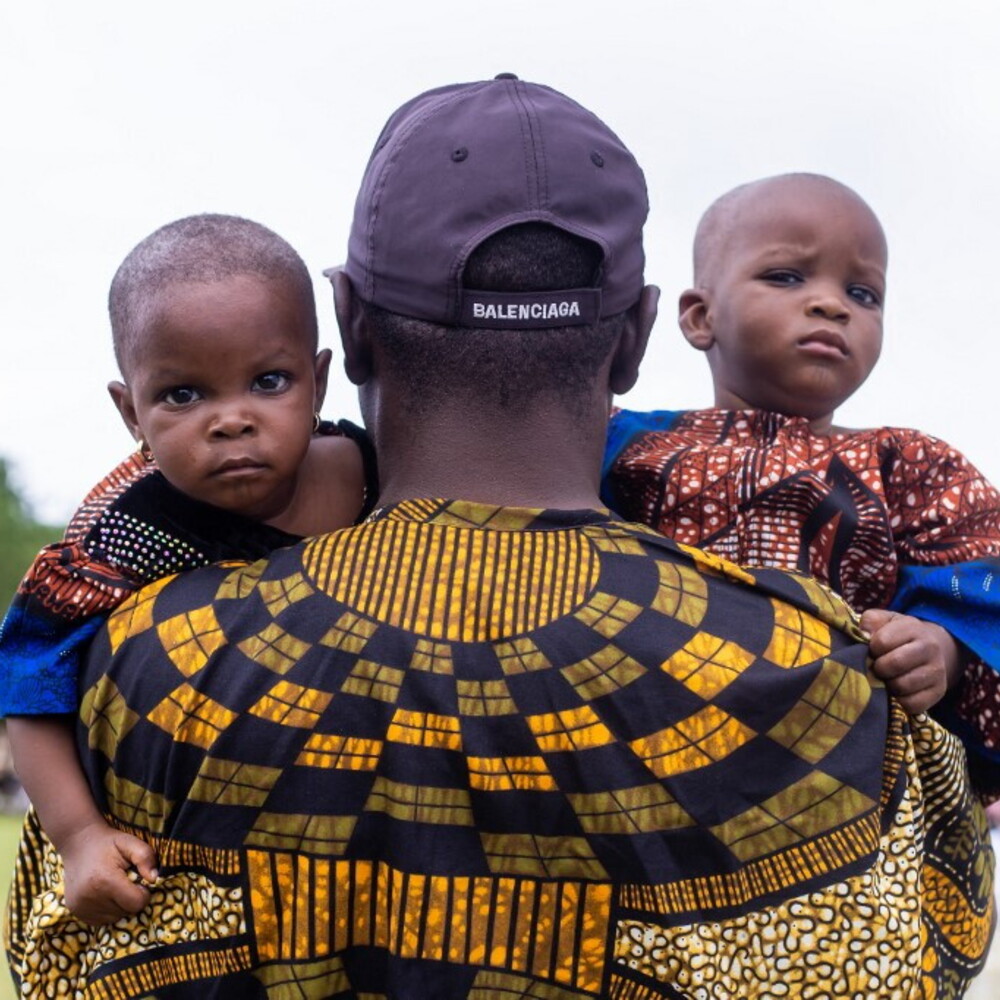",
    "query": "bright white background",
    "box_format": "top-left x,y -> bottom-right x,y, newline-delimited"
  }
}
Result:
2,0 -> 999,523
